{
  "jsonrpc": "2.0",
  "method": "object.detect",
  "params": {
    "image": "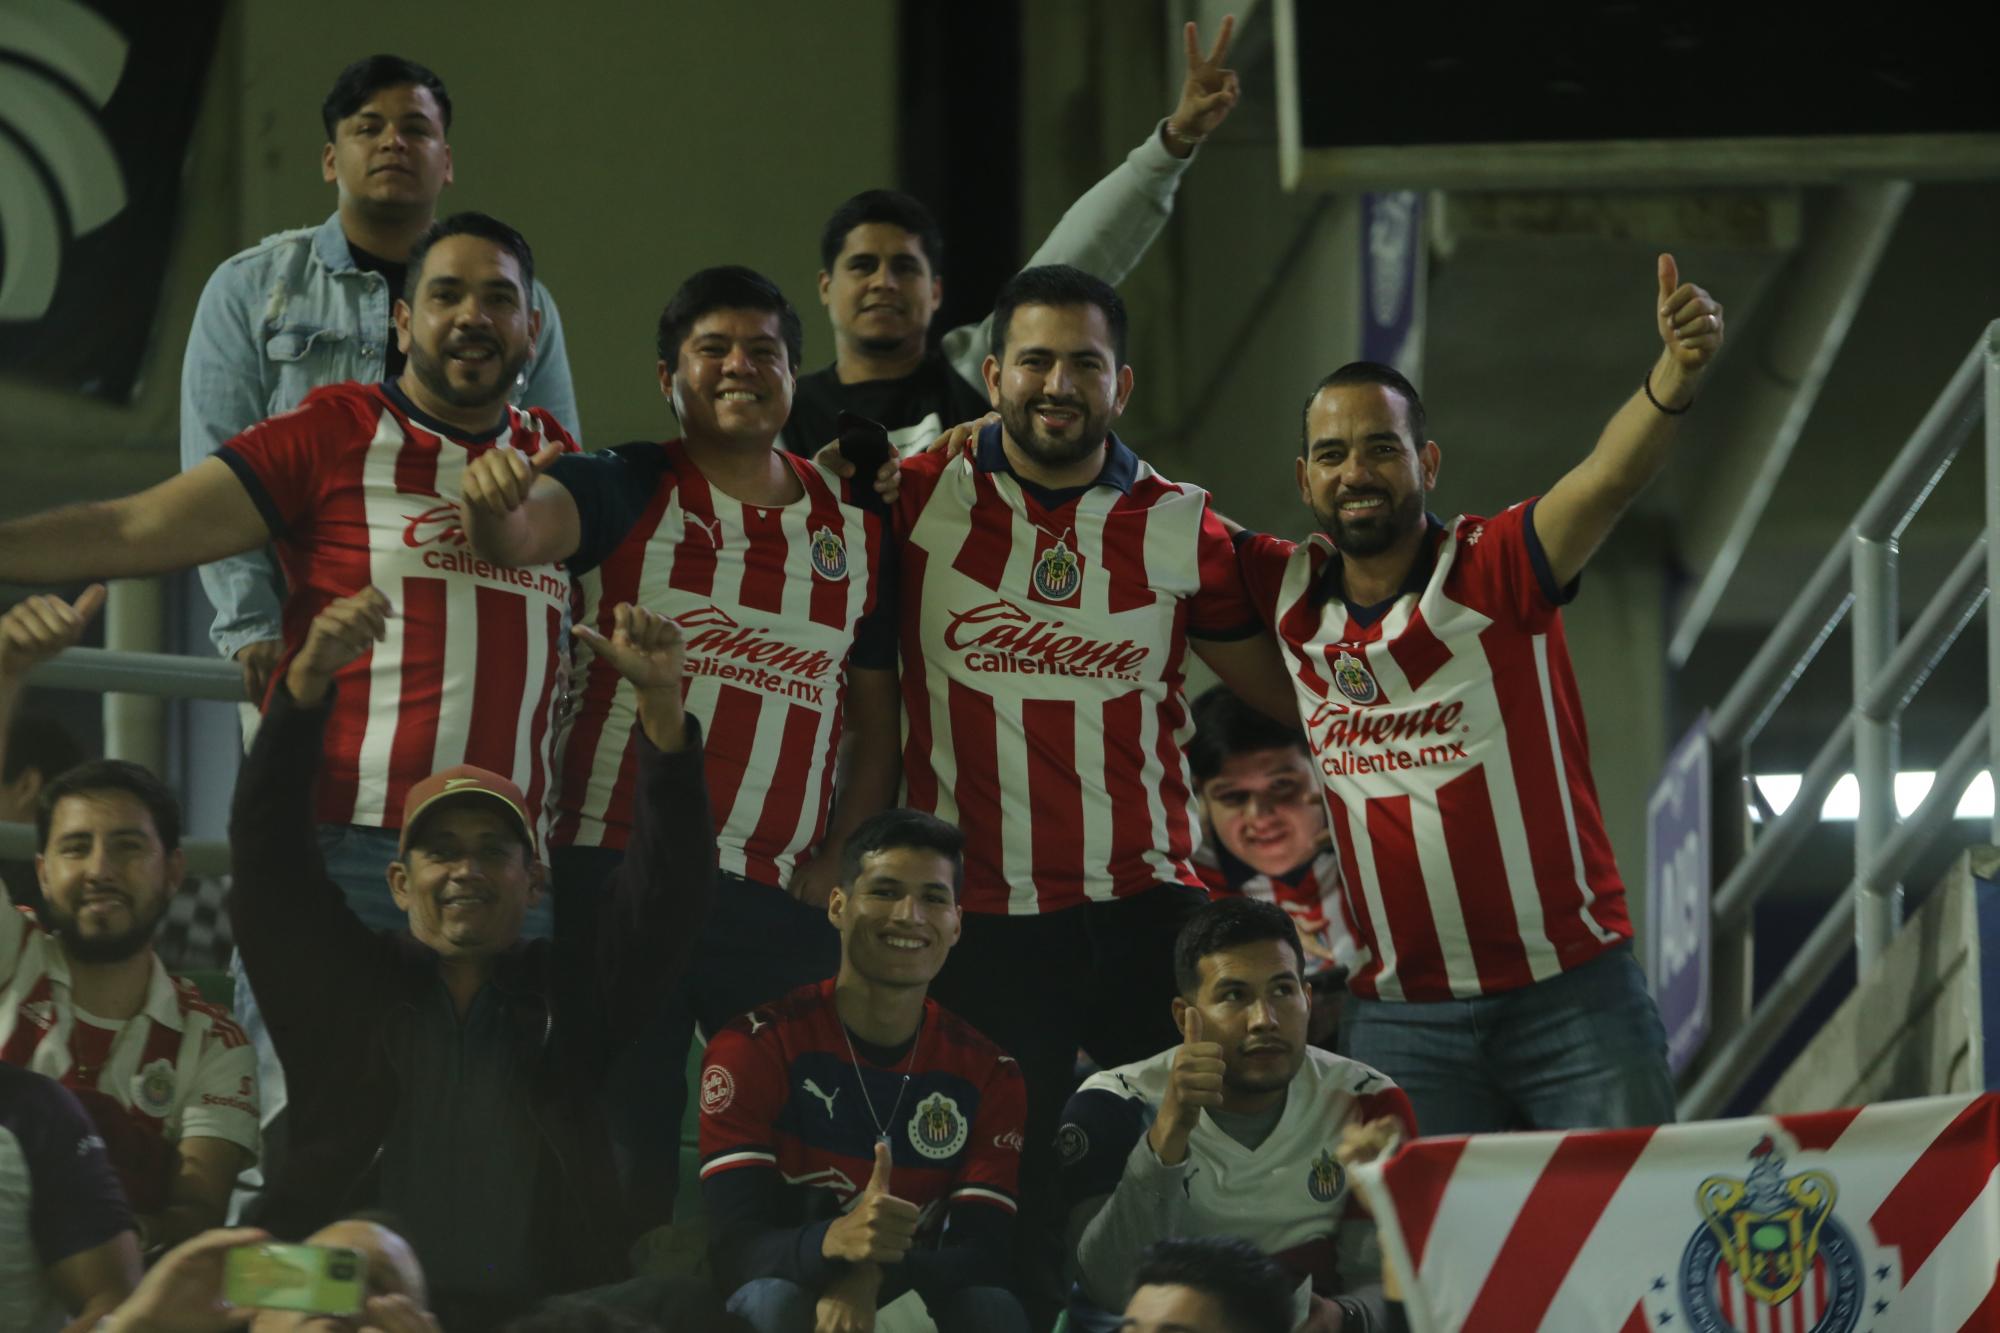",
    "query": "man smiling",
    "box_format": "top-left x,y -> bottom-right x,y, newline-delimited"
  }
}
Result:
698,810 -> 1028,1333
229,587 -> 717,1327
